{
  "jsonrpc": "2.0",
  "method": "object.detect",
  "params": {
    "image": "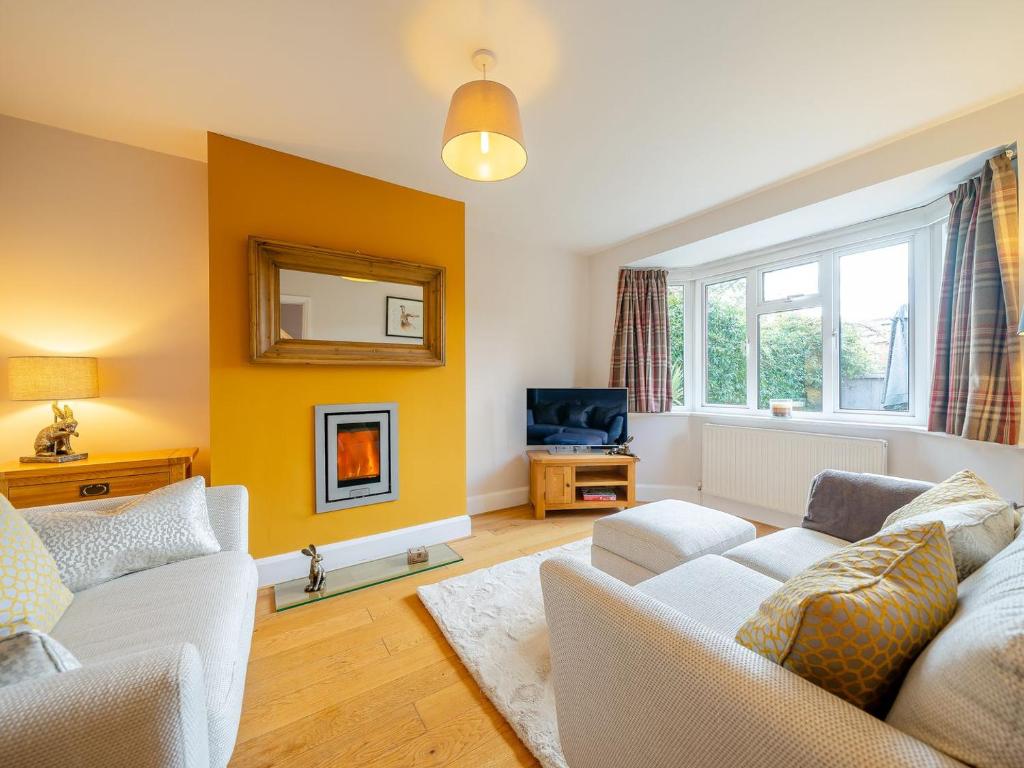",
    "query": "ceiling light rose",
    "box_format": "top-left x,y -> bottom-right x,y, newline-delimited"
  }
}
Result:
442,49 -> 526,182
